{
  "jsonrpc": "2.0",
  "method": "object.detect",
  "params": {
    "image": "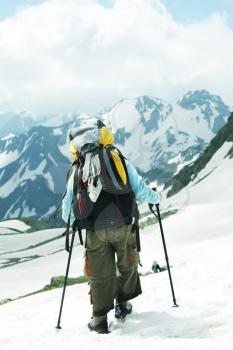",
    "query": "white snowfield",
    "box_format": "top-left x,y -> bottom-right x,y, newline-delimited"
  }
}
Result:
0,150 -> 19,169
0,219 -> 30,232
0,142 -> 233,349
